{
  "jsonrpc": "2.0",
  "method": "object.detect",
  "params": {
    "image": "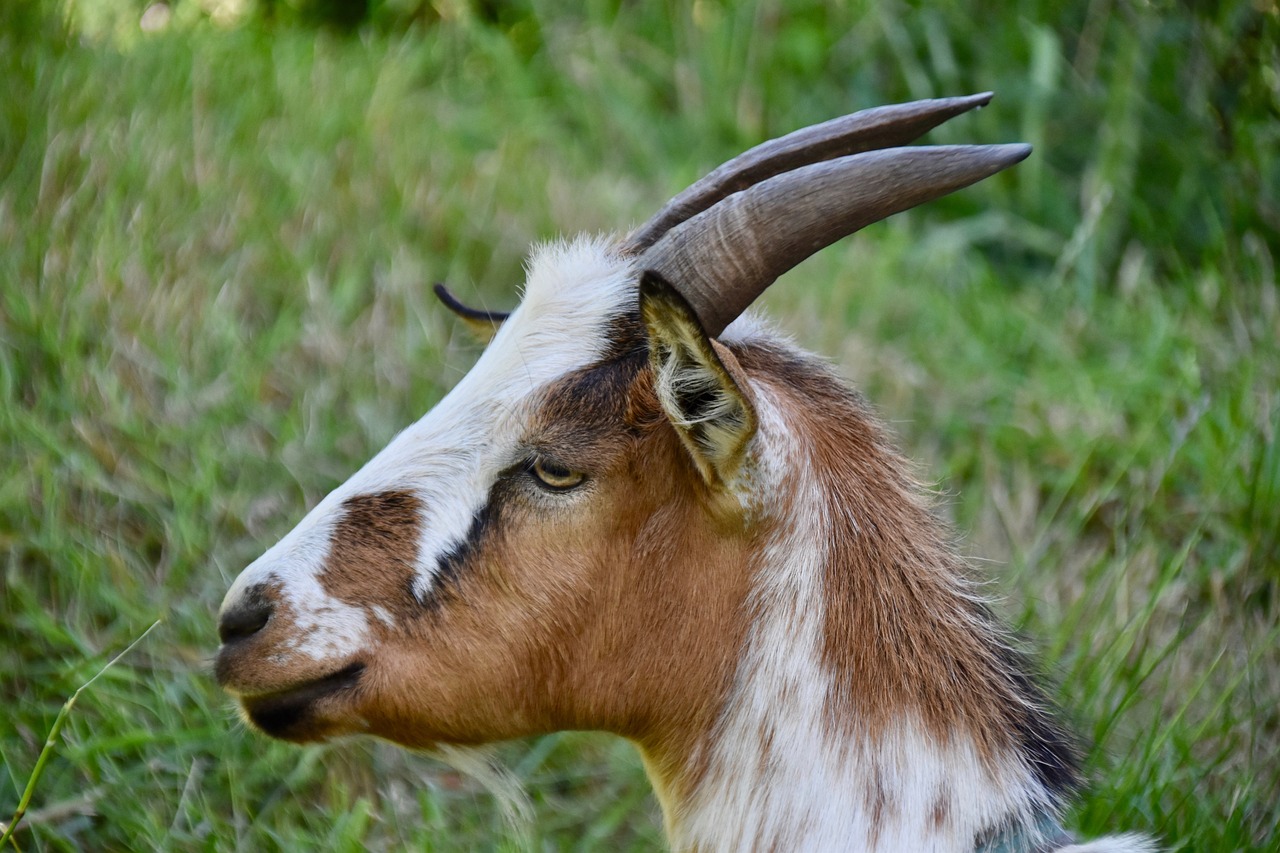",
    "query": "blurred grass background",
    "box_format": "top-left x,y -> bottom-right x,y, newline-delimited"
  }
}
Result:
1,0 -> 1277,849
